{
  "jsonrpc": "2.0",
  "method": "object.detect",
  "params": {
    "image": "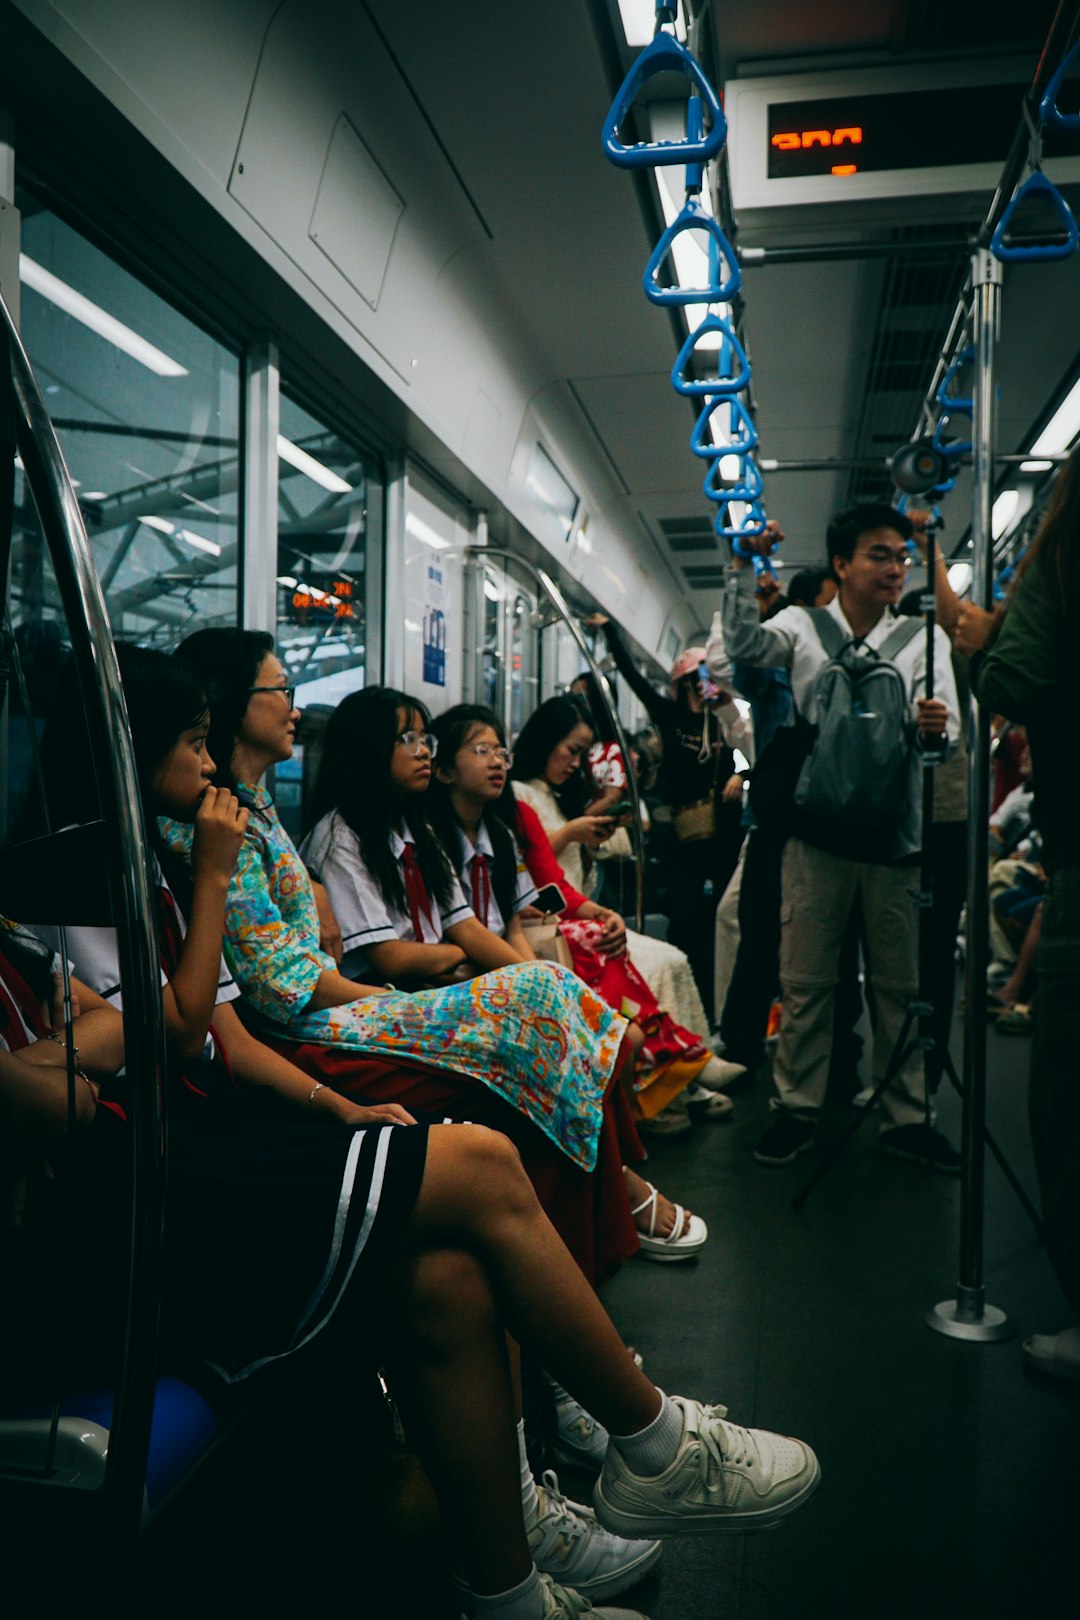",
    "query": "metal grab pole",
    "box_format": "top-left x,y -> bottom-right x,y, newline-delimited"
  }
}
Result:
927,250 -> 1012,1343
463,545 -> 646,933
